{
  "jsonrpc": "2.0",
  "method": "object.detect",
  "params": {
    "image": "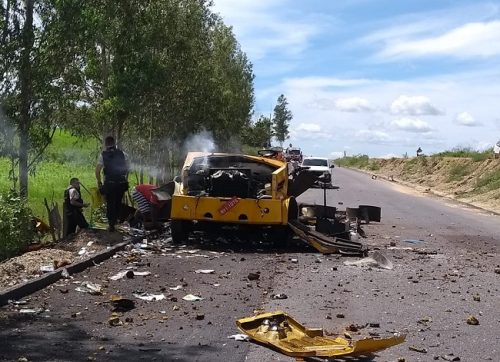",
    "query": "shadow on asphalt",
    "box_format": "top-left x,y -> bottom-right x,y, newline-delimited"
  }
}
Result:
181,234 -> 318,254
305,354 -> 376,361
0,314 -> 219,361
